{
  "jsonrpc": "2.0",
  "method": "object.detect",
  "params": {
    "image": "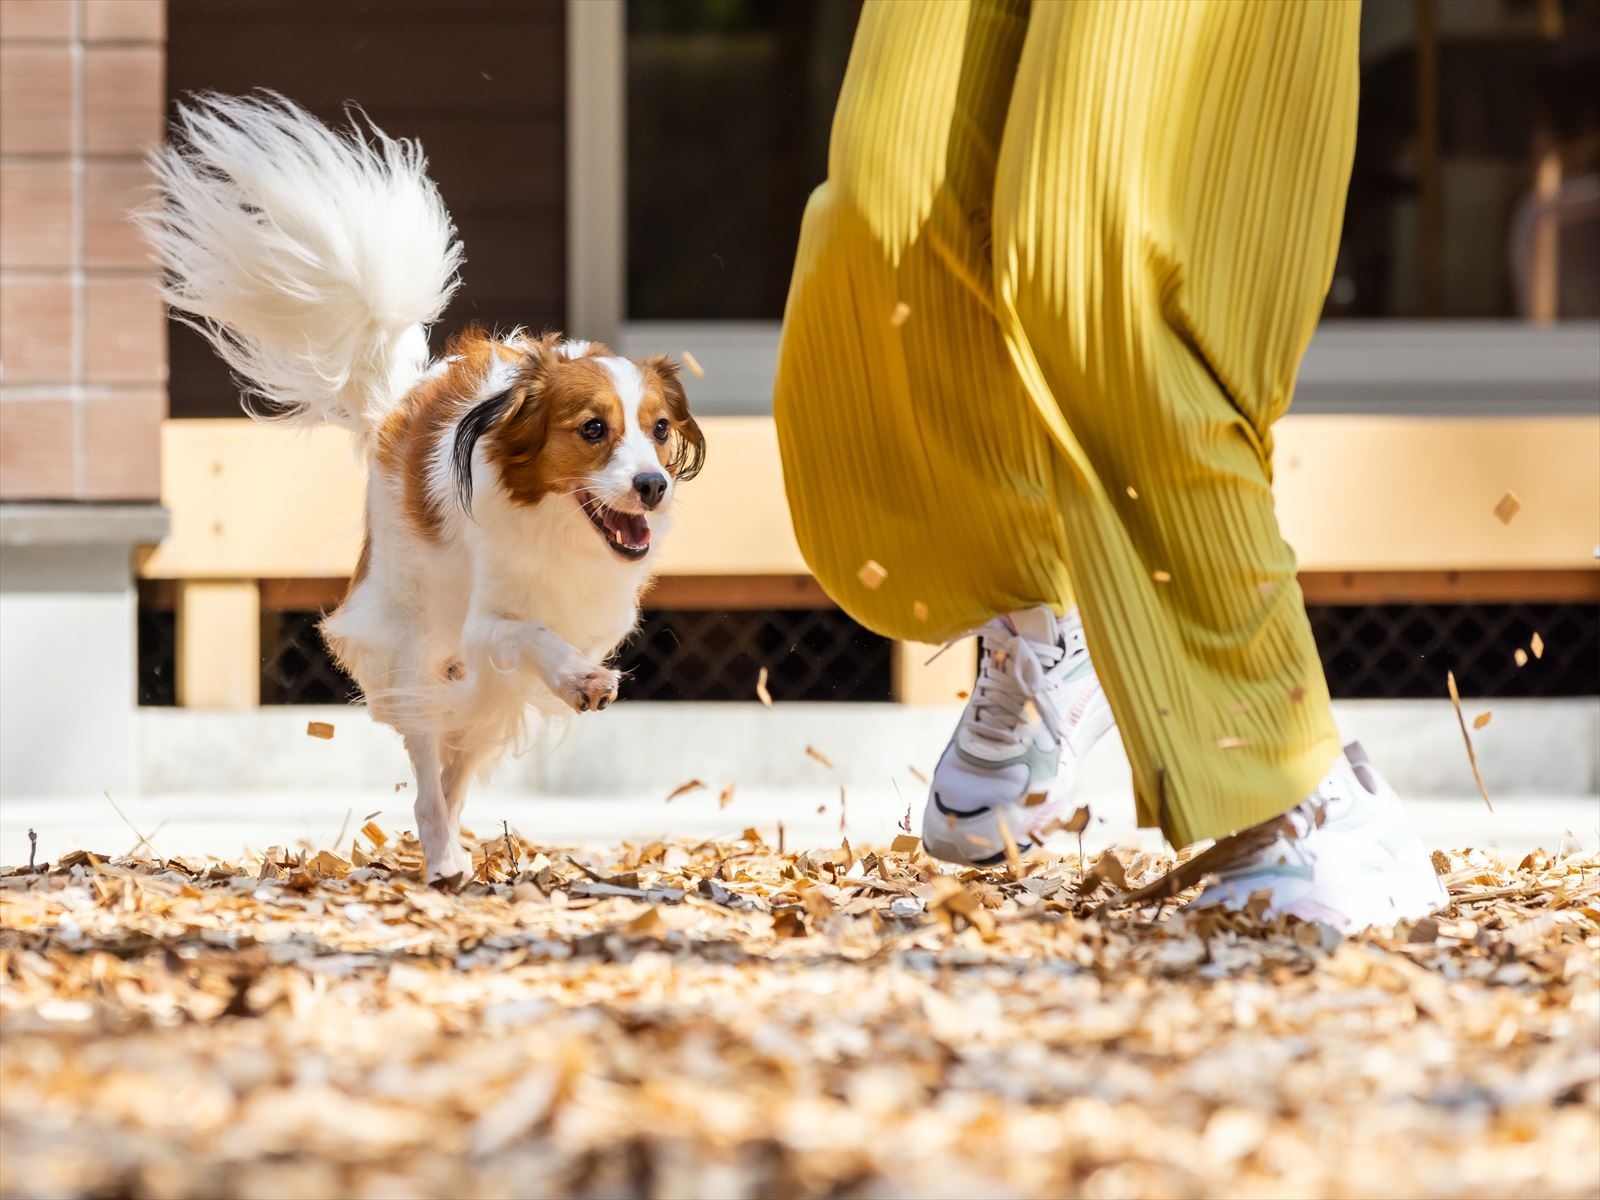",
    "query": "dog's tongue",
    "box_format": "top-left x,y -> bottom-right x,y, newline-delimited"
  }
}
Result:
603,508 -> 650,546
